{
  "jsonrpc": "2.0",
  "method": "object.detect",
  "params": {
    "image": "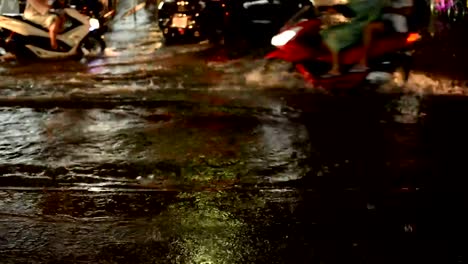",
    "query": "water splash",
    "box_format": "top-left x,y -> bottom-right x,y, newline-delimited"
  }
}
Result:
377,71 -> 468,95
